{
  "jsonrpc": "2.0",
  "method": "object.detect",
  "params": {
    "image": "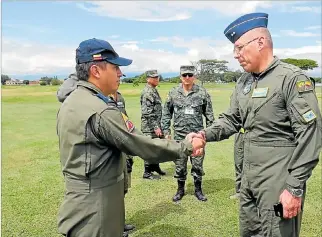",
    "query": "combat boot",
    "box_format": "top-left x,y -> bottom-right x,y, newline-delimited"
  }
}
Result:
143,164 -> 160,180
124,224 -> 135,232
172,180 -> 185,202
151,164 -> 166,176
123,231 -> 129,237
194,178 -> 207,202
